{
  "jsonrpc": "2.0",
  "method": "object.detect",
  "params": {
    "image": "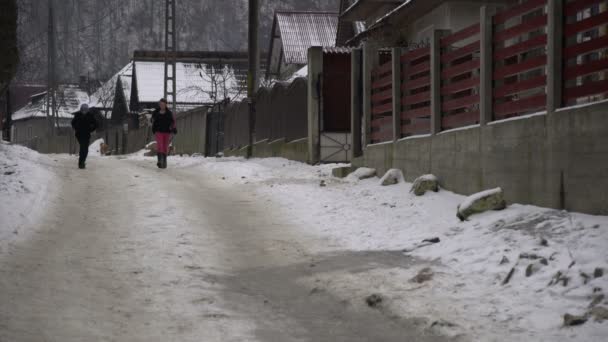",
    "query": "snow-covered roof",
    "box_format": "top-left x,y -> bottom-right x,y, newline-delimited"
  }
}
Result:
133,61 -> 243,104
89,62 -> 133,111
12,85 -> 90,121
